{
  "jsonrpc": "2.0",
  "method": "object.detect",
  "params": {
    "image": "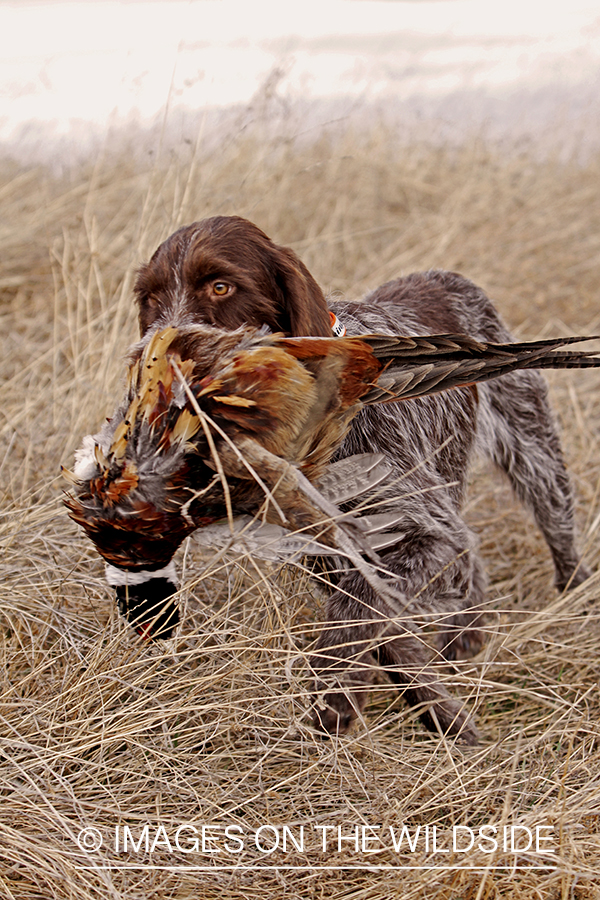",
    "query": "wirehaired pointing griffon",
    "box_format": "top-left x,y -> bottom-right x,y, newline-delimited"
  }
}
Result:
66,216 -> 597,744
